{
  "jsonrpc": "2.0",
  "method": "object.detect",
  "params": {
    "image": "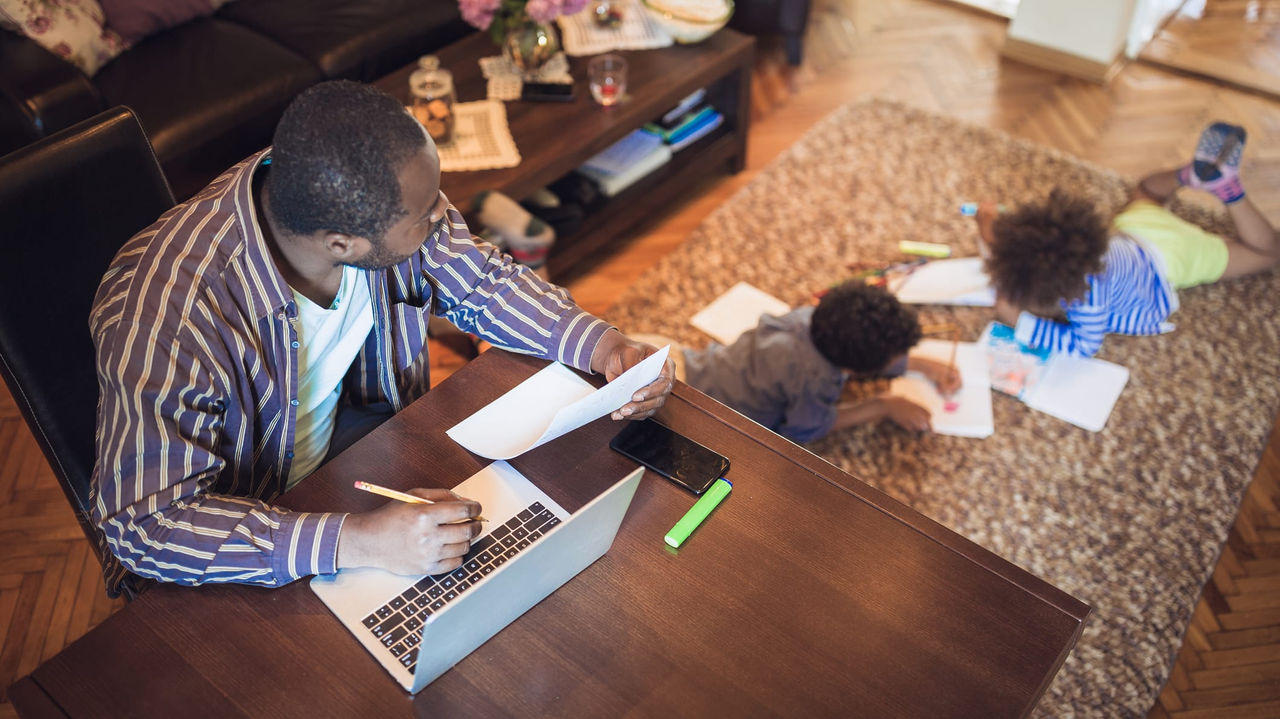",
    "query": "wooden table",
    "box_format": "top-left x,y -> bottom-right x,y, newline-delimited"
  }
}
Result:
10,350 -> 1088,718
375,29 -> 754,281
